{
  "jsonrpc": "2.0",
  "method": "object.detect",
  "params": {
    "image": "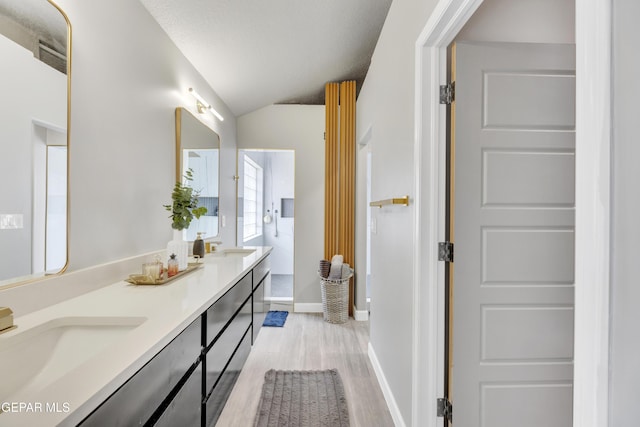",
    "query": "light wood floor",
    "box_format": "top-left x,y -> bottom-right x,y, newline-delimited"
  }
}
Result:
216,313 -> 394,427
